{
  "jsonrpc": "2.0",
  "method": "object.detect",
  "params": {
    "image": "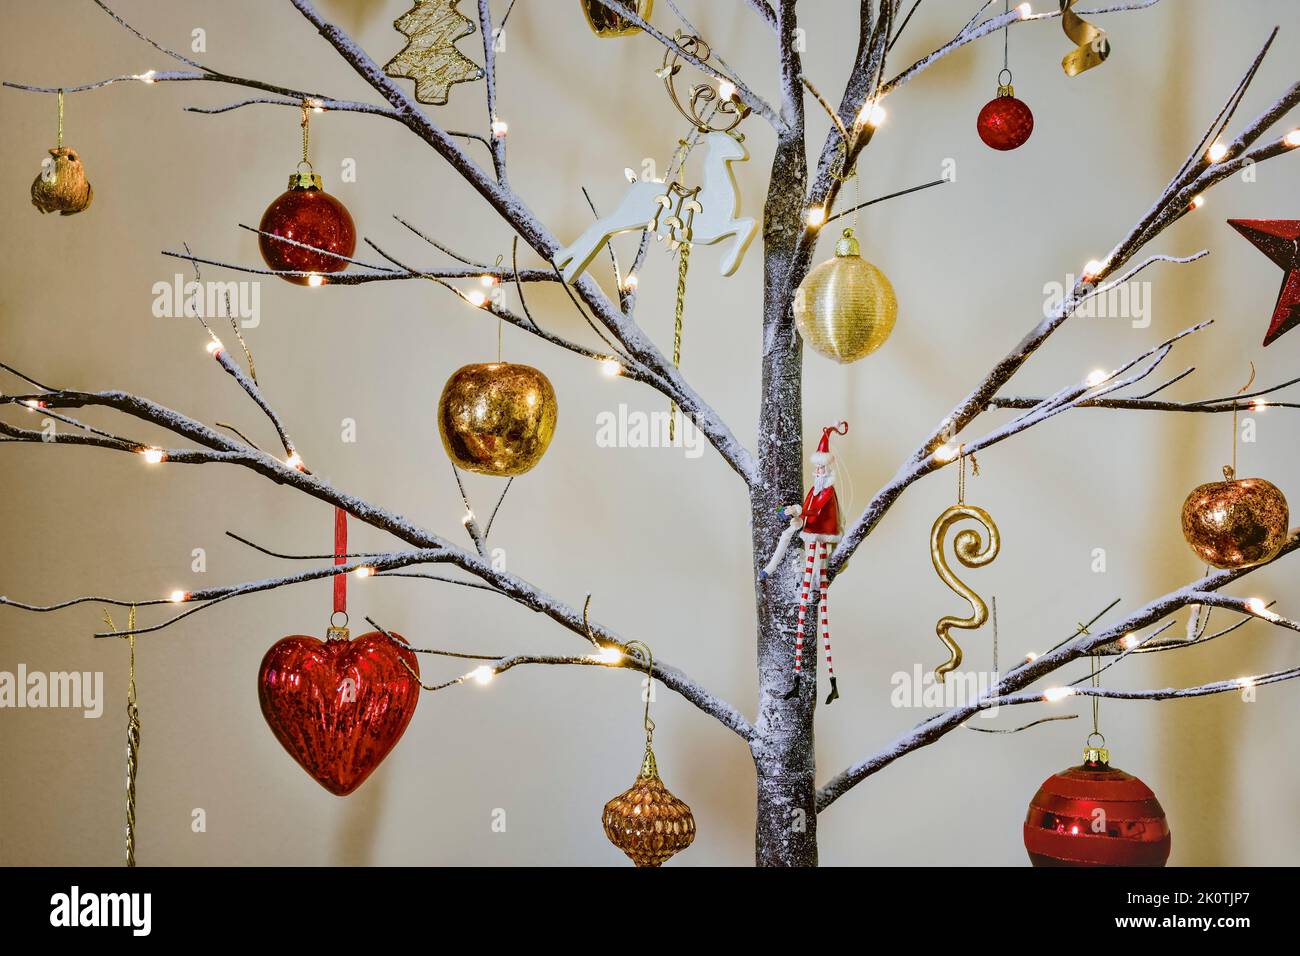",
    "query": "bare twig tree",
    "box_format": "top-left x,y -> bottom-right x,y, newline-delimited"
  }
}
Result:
4,0 -> 1300,865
